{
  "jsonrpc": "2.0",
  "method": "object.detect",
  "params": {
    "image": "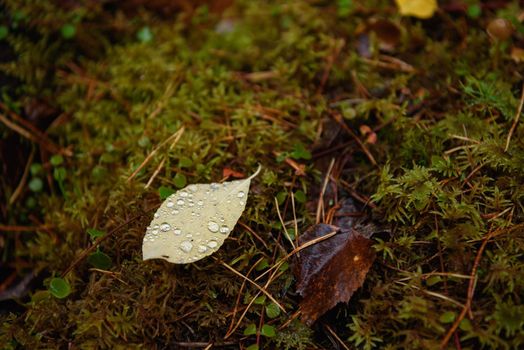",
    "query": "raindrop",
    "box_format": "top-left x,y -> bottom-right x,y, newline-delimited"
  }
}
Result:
154,213 -> 160,218
166,201 -> 174,208
188,184 -> 198,192
198,245 -> 208,253
174,229 -> 182,235
179,241 -> 193,253
179,191 -> 189,197
197,200 -> 204,206
151,229 -> 159,235
160,223 -> 171,232
172,209 -> 179,215
219,225 -> 230,234
207,221 -> 219,233
239,201 -> 245,206
188,202 -> 195,207
186,233 -> 193,238
237,191 -> 245,198
177,199 -> 185,205
210,183 -> 220,190
207,240 -> 218,249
